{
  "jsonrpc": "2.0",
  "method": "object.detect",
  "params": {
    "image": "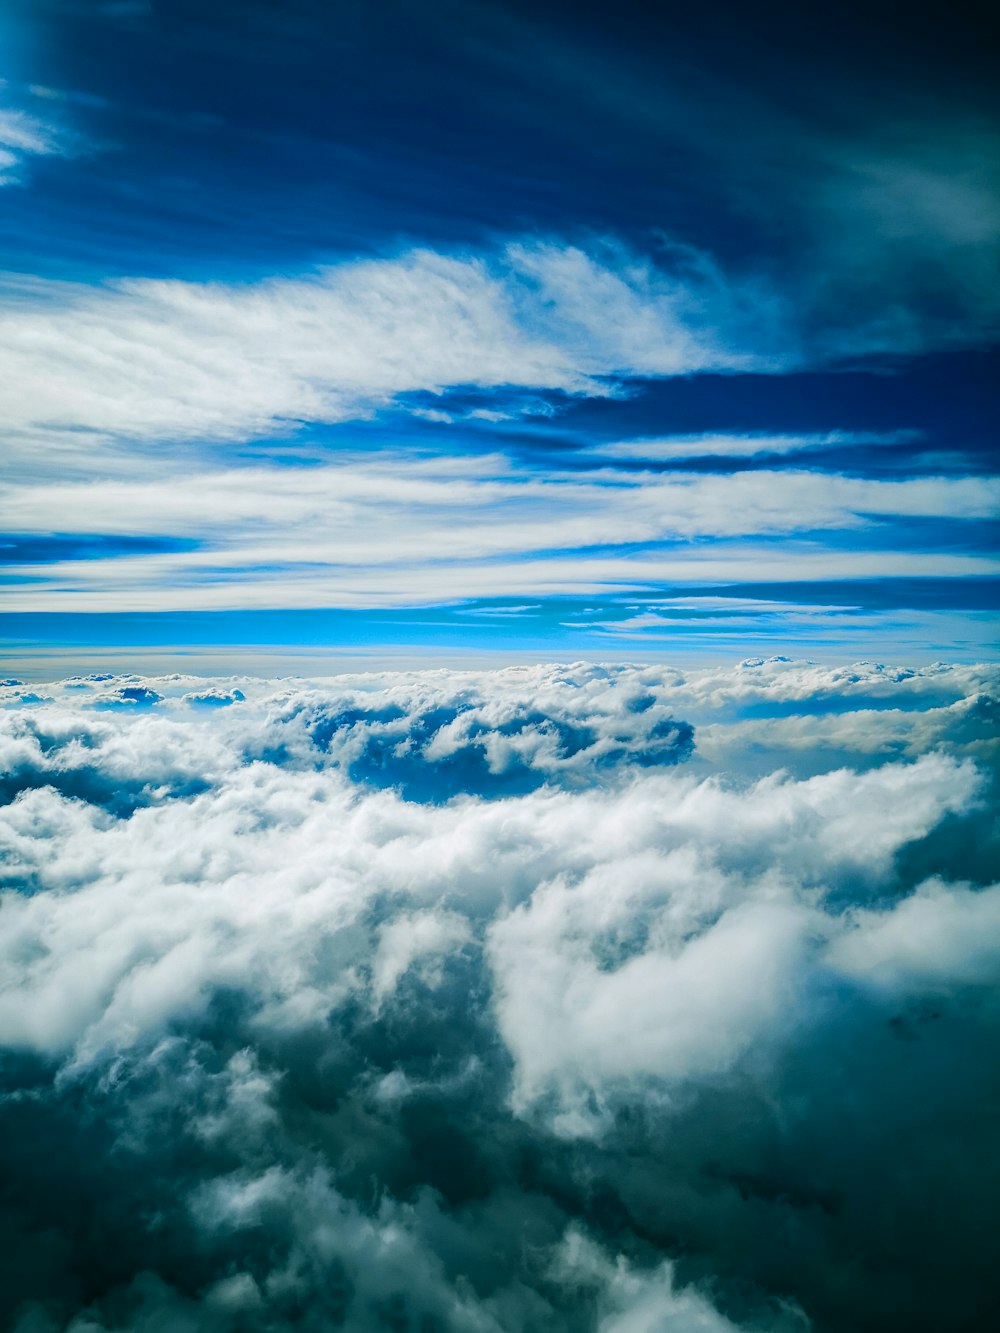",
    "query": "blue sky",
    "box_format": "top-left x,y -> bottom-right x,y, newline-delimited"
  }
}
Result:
2,11 -> 1000,1325
1,0 -> 998,670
